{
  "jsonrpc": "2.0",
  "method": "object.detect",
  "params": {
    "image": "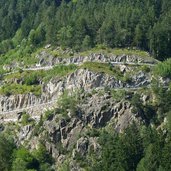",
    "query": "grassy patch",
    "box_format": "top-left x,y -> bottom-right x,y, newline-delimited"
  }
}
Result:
80,62 -> 136,83
111,89 -> 127,101
1,64 -> 77,96
0,66 -> 6,76
44,64 -> 77,82
0,47 -> 38,66
4,64 -> 78,83
0,84 -> 41,96
79,46 -> 152,59
80,61 -> 122,77
153,59 -> 171,78
46,47 -> 75,58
